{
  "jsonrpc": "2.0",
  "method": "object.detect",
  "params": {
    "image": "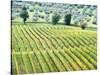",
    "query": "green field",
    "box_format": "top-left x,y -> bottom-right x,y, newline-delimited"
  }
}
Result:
11,22 -> 97,74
